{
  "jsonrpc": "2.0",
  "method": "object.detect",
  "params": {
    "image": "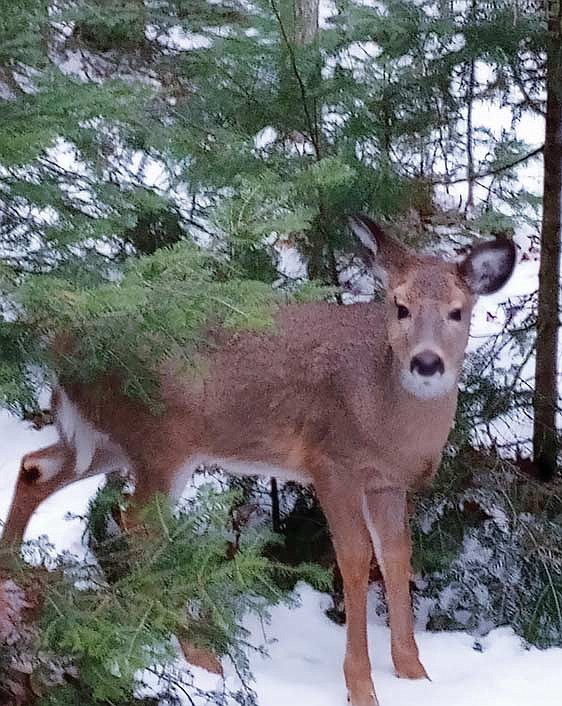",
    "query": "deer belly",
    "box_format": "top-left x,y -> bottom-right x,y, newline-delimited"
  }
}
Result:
170,454 -> 311,500
212,457 -> 310,483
